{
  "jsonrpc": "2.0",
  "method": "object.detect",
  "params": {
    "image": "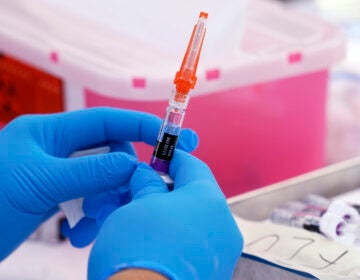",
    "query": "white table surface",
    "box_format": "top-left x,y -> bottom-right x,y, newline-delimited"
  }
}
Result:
0,241 -> 90,280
